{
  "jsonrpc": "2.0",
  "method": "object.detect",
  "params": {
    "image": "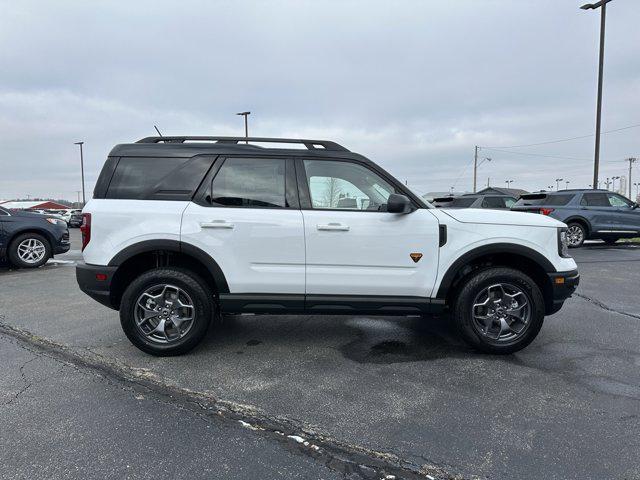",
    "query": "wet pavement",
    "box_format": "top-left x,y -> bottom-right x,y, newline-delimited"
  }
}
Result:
1,231 -> 639,479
